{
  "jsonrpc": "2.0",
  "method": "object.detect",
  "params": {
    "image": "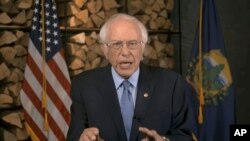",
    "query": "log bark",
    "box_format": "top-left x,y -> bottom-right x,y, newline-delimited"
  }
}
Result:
0,63 -> 10,80
15,0 -> 32,9
7,68 -> 24,82
73,0 -> 86,9
75,9 -> 89,24
12,10 -> 26,25
0,31 -> 17,46
8,82 -> 22,97
75,48 -> 87,61
90,14 -> 104,27
67,43 -> 81,55
67,16 -> 83,27
0,12 -> 12,24
70,32 -> 86,44
1,127 -> 17,141
0,47 -> 17,64
14,45 -> 27,56
0,0 -> 10,5
2,112 -> 23,128
15,127 -> 29,140
11,56 -> 26,70
0,94 -> 13,105
103,0 -> 119,10
69,57 -> 85,70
